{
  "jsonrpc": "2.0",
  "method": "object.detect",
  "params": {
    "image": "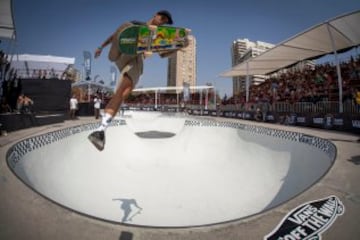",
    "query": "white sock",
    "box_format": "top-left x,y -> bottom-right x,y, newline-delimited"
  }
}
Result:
97,113 -> 112,131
